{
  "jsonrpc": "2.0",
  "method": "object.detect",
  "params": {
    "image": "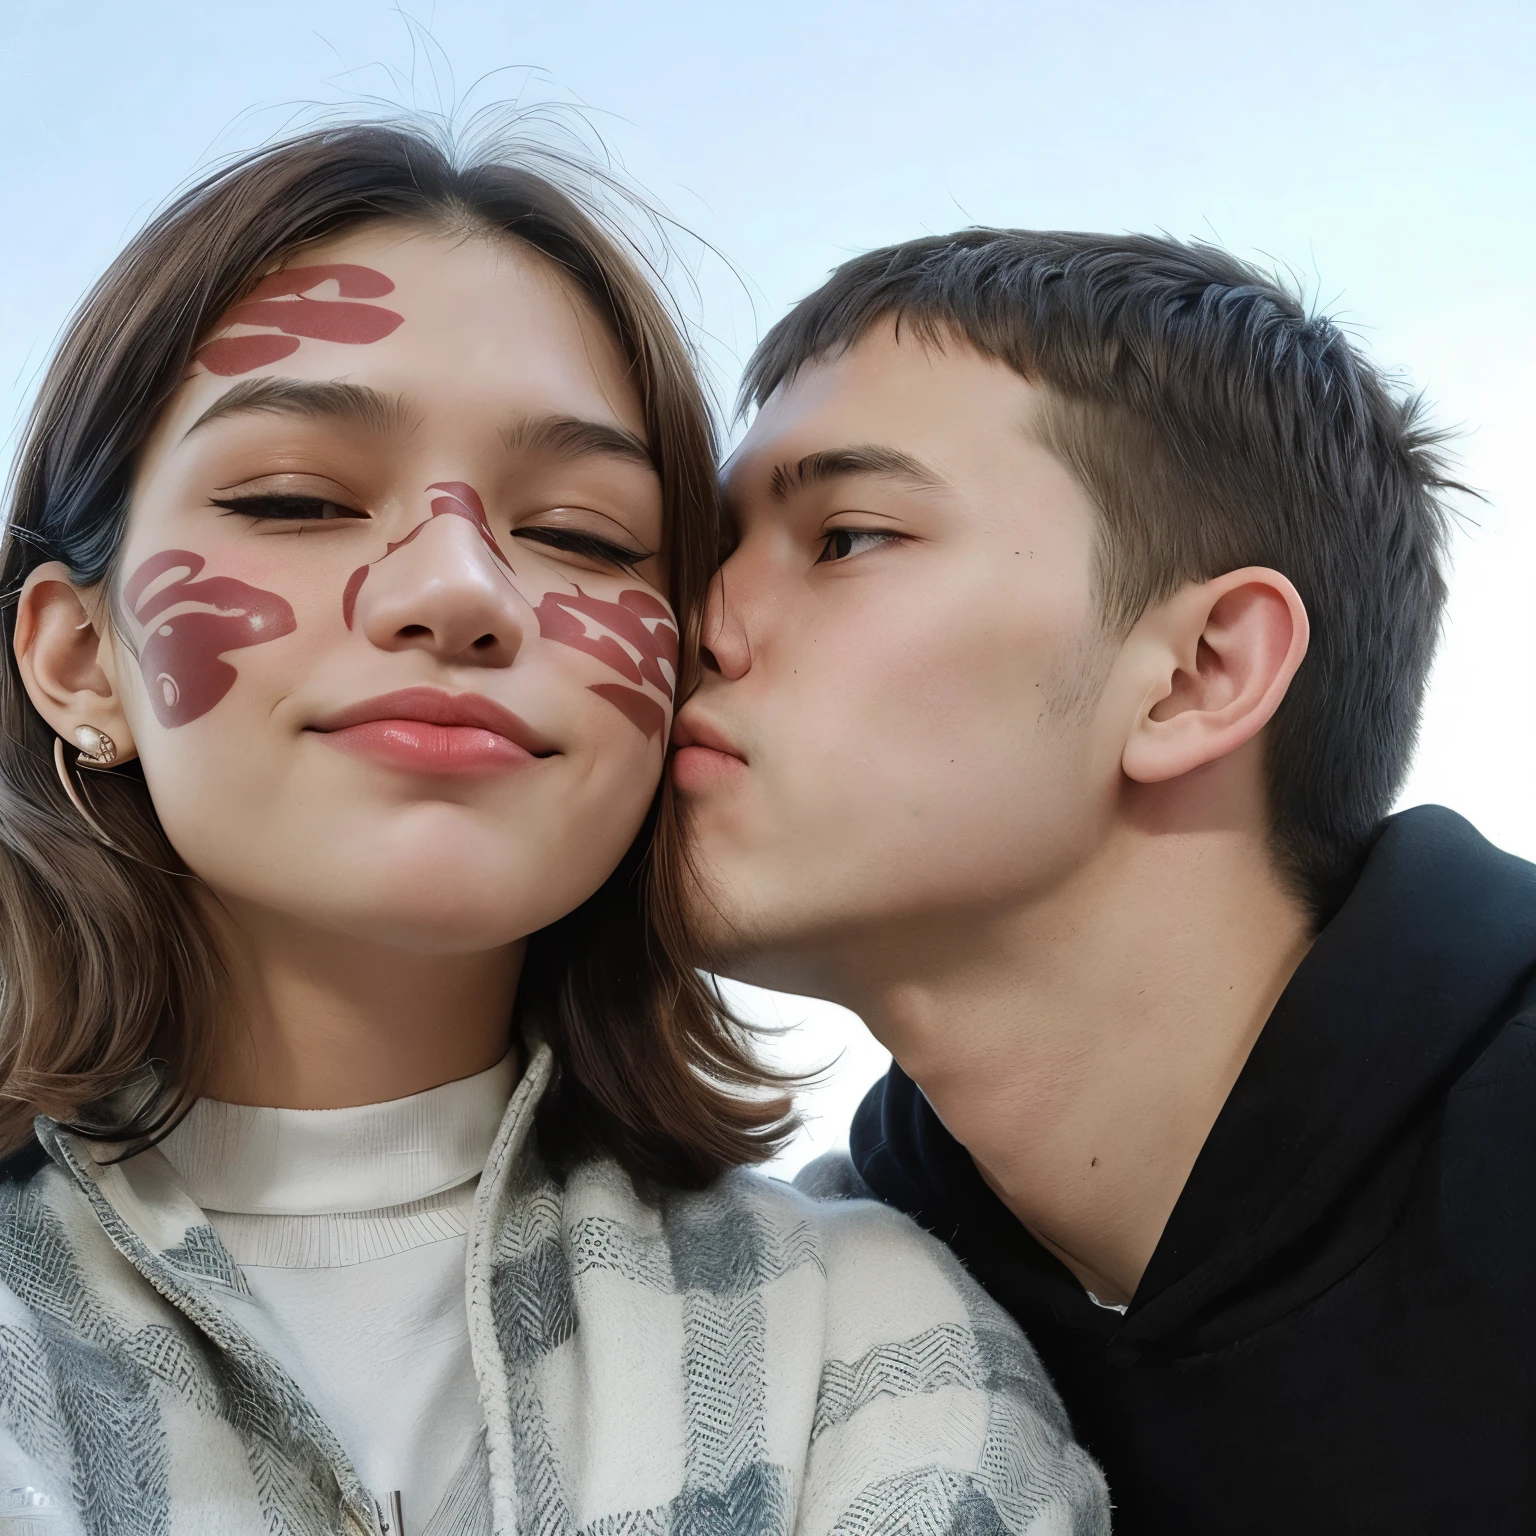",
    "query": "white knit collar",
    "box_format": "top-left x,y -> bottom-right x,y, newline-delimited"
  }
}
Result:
156,1052 -> 519,1216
